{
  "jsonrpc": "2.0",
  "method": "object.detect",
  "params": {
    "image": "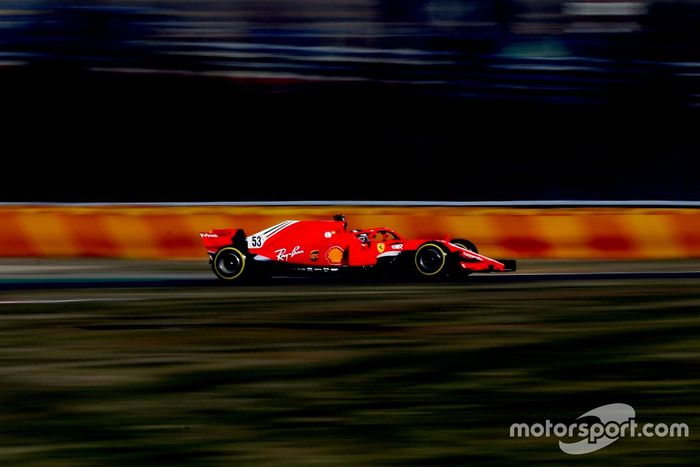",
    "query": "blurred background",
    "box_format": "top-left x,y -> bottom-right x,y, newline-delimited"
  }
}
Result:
1,0 -> 699,201
0,4 -> 699,465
